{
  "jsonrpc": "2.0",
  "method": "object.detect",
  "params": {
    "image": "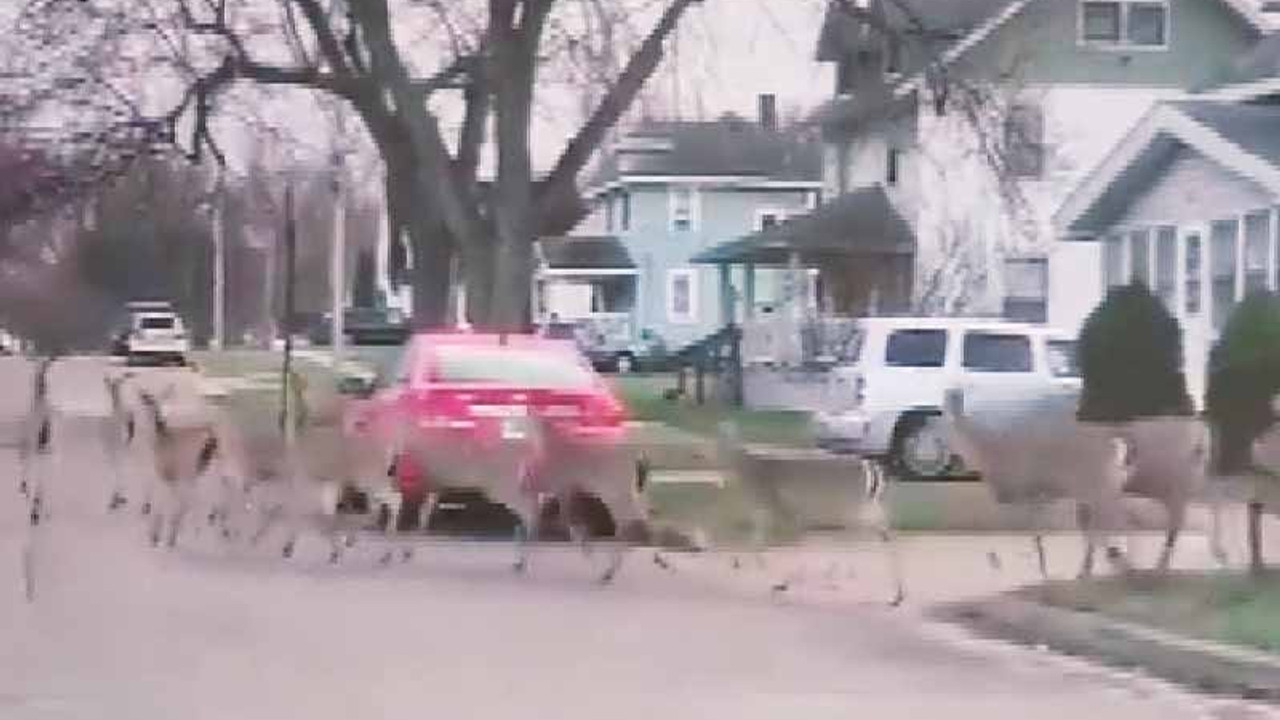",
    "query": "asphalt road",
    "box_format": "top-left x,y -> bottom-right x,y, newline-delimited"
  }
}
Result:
3,356 -> 1279,720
